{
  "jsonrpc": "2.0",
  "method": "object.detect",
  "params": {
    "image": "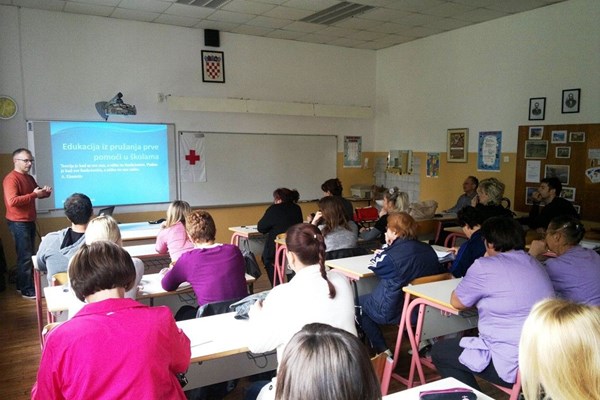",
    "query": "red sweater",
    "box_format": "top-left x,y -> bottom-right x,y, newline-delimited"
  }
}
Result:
3,170 -> 39,222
